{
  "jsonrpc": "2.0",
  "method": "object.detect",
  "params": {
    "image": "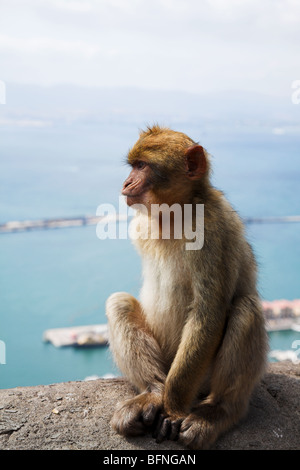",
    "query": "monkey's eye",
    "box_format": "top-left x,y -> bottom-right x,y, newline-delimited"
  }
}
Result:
135,161 -> 147,170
